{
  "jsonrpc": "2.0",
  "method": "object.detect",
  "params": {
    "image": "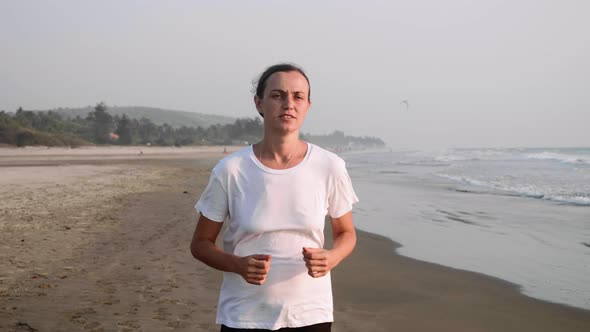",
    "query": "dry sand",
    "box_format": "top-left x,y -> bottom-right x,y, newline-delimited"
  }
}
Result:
0,146 -> 589,332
